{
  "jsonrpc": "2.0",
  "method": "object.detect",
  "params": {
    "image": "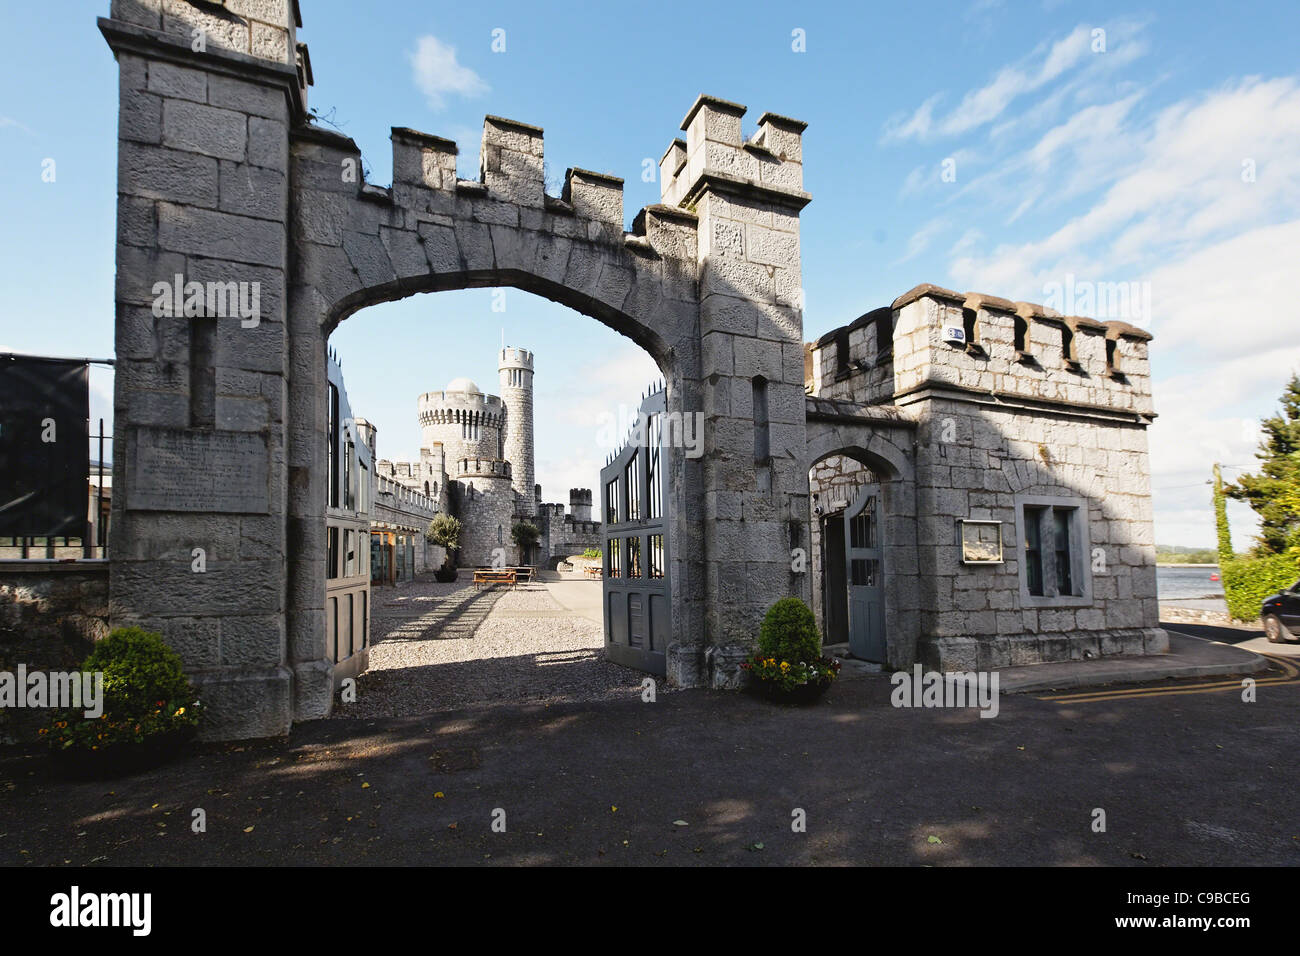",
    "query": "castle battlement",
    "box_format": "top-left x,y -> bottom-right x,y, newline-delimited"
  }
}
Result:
384,96 -> 806,266
419,389 -> 503,409
375,473 -> 438,514
418,404 -> 505,428
809,283 -> 1155,419
457,457 -> 512,479
659,96 -> 810,214
389,117 -> 641,250
499,347 -> 534,369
